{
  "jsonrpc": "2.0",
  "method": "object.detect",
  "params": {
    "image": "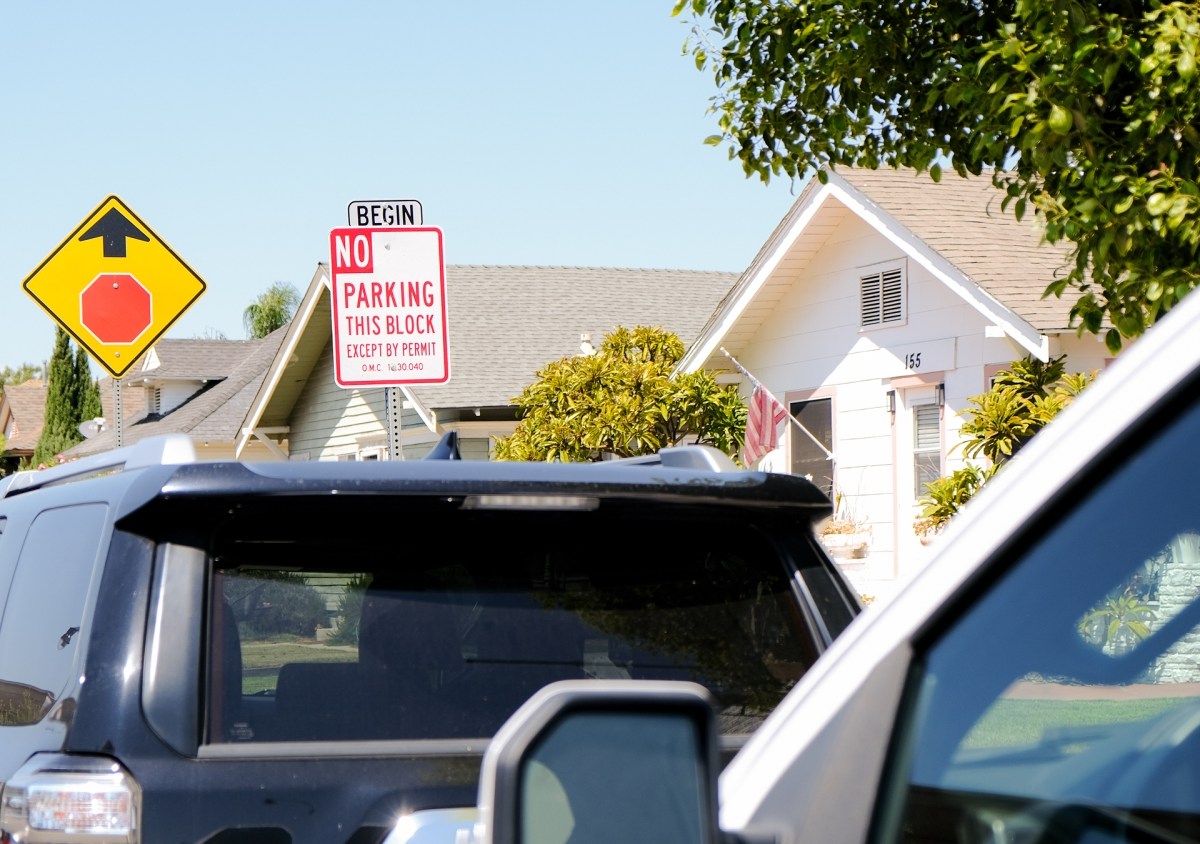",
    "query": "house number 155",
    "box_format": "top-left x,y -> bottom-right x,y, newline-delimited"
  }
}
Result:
905,352 -> 922,370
